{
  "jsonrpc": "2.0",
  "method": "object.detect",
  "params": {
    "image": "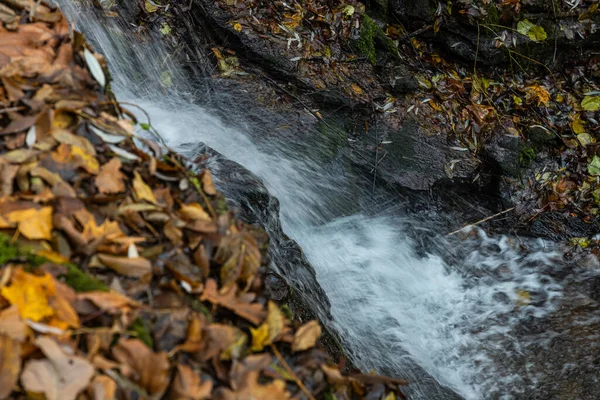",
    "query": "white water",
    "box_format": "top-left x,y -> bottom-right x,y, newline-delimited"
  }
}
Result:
58,3 -> 566,398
